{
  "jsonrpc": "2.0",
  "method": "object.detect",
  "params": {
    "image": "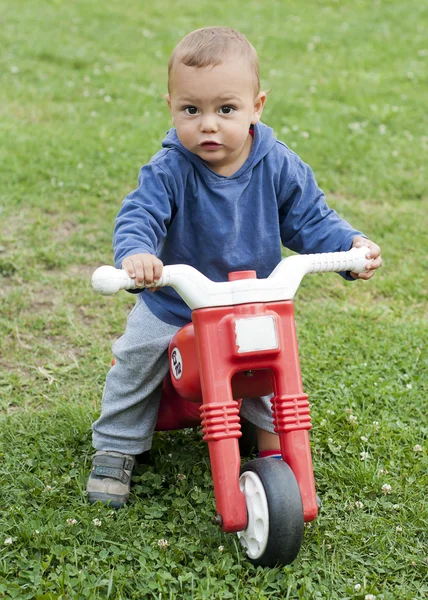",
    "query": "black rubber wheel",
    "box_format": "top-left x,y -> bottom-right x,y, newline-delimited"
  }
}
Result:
237,458 -> 304,567
239,418 -> 259,457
